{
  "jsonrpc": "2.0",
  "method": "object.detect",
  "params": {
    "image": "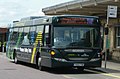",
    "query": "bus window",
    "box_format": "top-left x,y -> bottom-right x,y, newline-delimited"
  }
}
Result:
6,28 -> 13,47
10,28 -> 19,45
36,25 -> 44,33
22,27 -> 30,45
64,30 -> 71,41
29,26 -> 36,45
54,29 -> 71,42
36,25 -> 44,46
44,25 -> 50,46
13,28 -> 19,44
19,28 -> 24,45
